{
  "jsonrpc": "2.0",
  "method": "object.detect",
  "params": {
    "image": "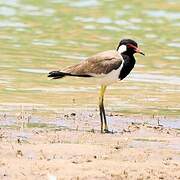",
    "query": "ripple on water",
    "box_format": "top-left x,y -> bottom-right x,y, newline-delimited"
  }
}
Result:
0,6 -> 16,16
129,18 -> 142,23
51,0 -> 64,3
74,16 -> 94,23
32,39 -> 57,46
17,87 -> 96,93
18,68 -> 49,74
146,10 -> 180,20
168,42 -> 180,48
75,16 -> 139,31
15,3 -> 55,17
145,34 -> 158,39
0,20 -> 28,28
0,80 -> 9,84
129,73 -> 180,85
22,7 -> 54,17
102,25 -> 120,32
74,16 -> 112,24
70,0 -> 99,8
60,54 -> 85,60
96,17 -> 112,24
84,25 -> 96,30
0,0 -> 18,6
115,20 -> 130,26
174,22 -> 180,26
164,56 -> 180,60
125,25 -> 141,30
